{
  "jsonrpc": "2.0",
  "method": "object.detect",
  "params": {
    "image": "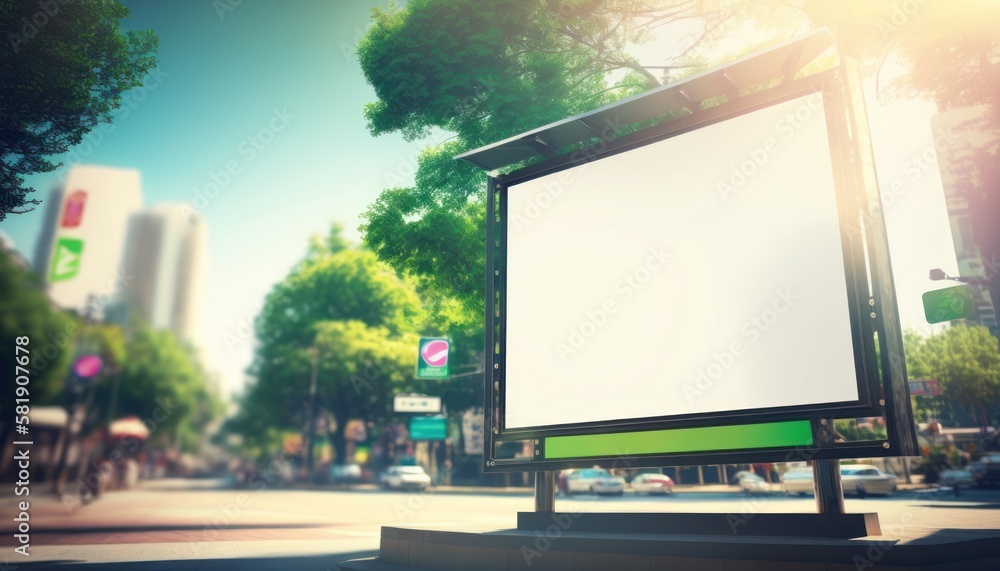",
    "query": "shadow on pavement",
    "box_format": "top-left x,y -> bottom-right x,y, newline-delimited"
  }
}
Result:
27,523 -> 335,535
11,549 -> 378,570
